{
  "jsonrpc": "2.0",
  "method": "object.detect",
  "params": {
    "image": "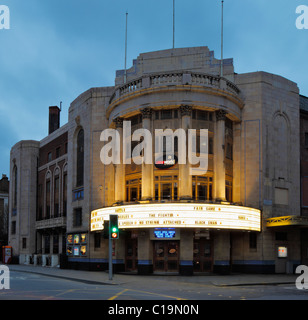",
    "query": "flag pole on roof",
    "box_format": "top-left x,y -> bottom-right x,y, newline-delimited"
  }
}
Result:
220,0 -> 224,78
